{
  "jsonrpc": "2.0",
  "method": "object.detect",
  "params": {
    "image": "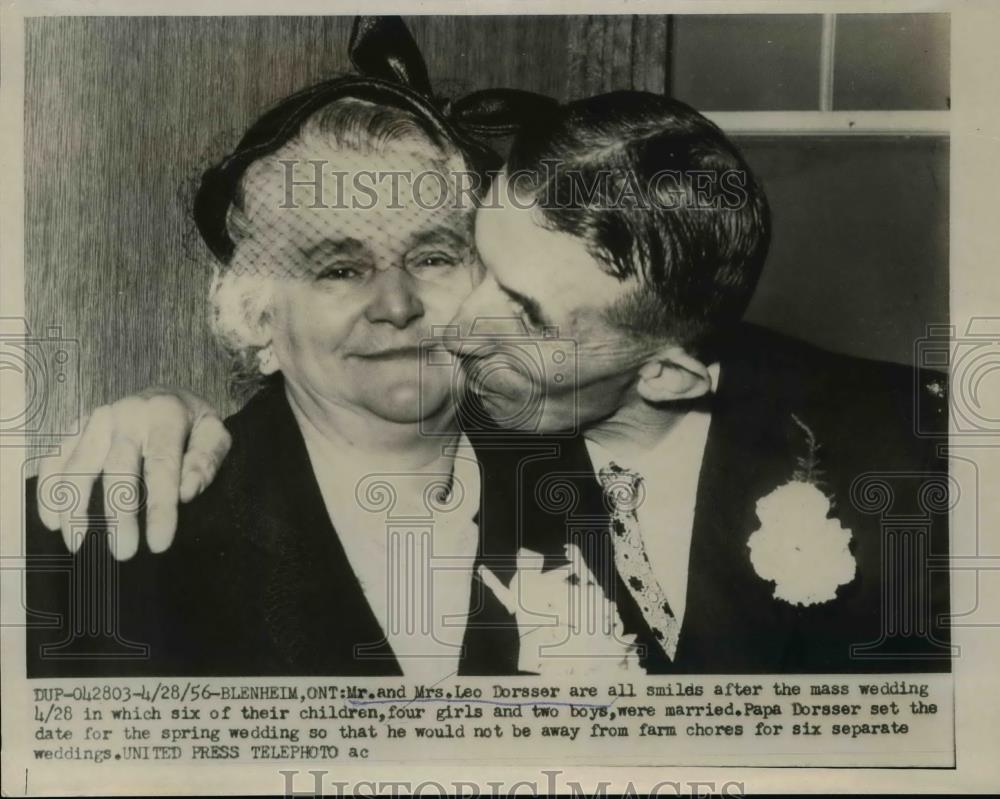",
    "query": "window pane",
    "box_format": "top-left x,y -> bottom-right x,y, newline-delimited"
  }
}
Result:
833,13 -> 950,110
670,15 -> 822,110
